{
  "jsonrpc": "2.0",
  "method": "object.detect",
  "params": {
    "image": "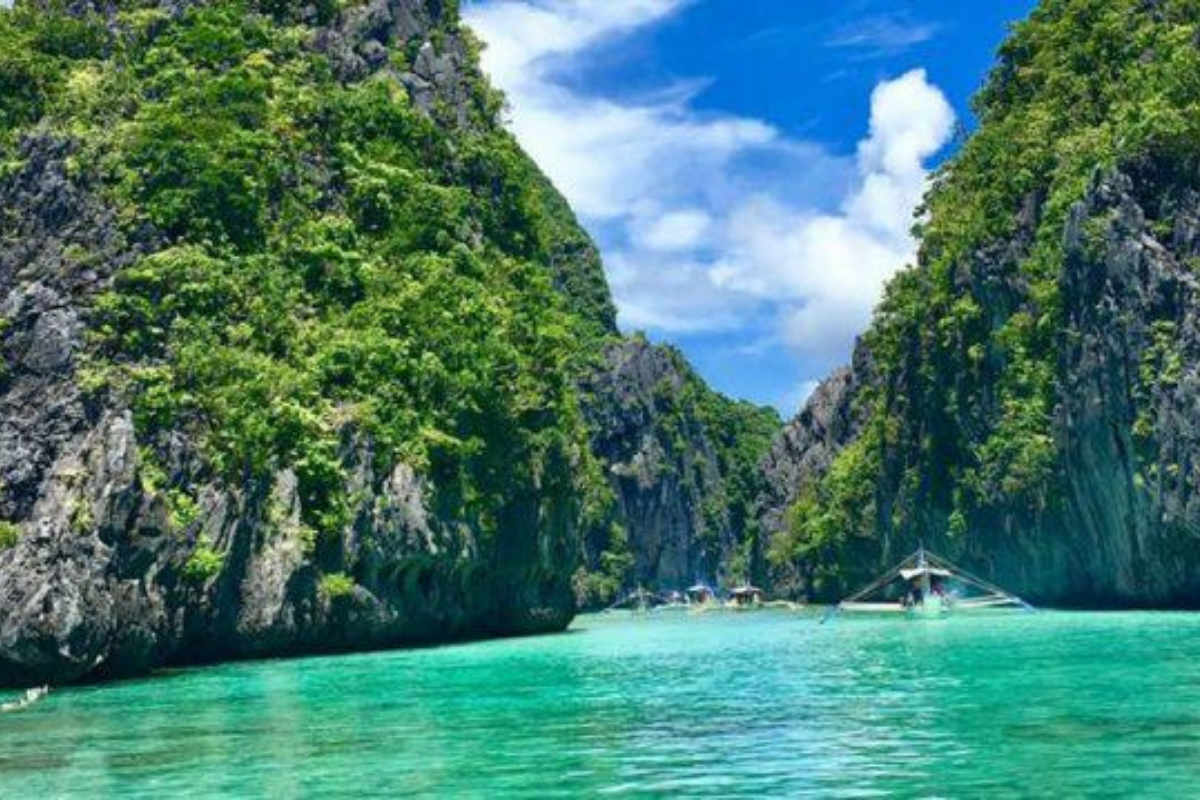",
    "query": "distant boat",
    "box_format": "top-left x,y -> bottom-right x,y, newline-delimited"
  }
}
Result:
657,590 -> 689,611
603,586 -> 658,613
726,585 -> 765,610
685,582 -> 720,612
831,546 -> 1034,619
604,586 -> 685,613
605,582 -> 802,615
